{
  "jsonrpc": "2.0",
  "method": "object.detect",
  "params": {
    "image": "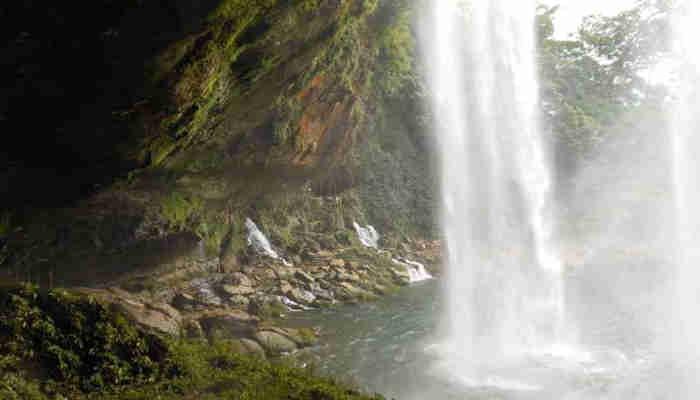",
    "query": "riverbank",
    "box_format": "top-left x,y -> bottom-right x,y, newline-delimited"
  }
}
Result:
0,235 -> 442,398
0,283 -> 391,400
